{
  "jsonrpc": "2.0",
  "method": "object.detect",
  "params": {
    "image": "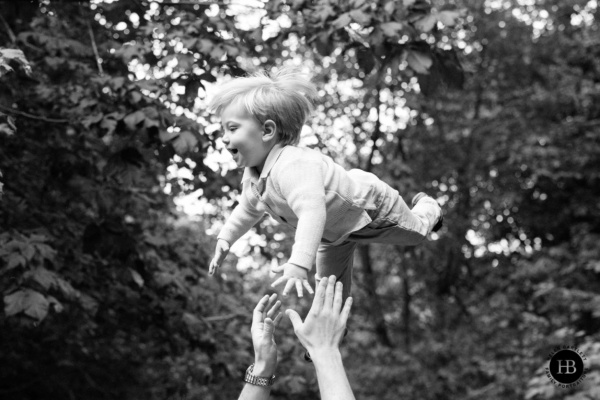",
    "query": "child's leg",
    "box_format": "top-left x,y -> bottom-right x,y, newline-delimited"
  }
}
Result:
316,240 -> 357,301
410,193 -> 443,234
354,185 -> 442,246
